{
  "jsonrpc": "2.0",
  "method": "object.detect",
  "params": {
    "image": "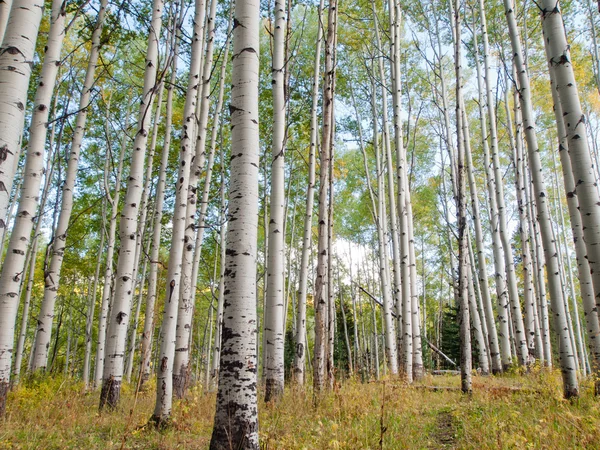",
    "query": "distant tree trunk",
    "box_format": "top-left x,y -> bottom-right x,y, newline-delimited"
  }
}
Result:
454,0 -> 471,394
390,0 -> 413,381
139,3 -> 183,389
506,0 -> 578,397
94,99 -> 130,389
149,0 -> 204,423
0,0 -> 65,402
100,0 -> 164,409
477,0 -> 512,370
313,0 -> 337,394
292,0 -> 323,386
209,0 -> 260,443
264,0 -> 287,402
32,0 -> 109,373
